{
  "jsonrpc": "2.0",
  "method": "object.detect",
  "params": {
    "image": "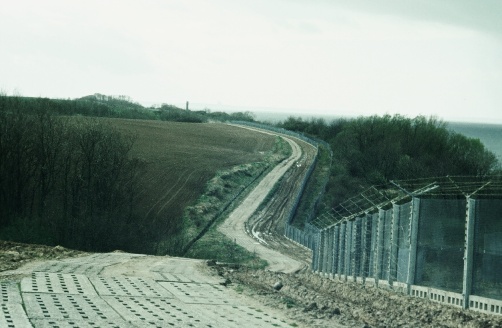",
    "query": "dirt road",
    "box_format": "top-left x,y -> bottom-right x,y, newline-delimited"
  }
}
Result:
218,126 -> 313,273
